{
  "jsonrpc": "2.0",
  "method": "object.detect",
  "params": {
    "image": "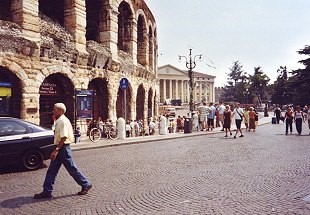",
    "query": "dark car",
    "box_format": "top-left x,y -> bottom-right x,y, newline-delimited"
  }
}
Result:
0,117 -> 55,171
